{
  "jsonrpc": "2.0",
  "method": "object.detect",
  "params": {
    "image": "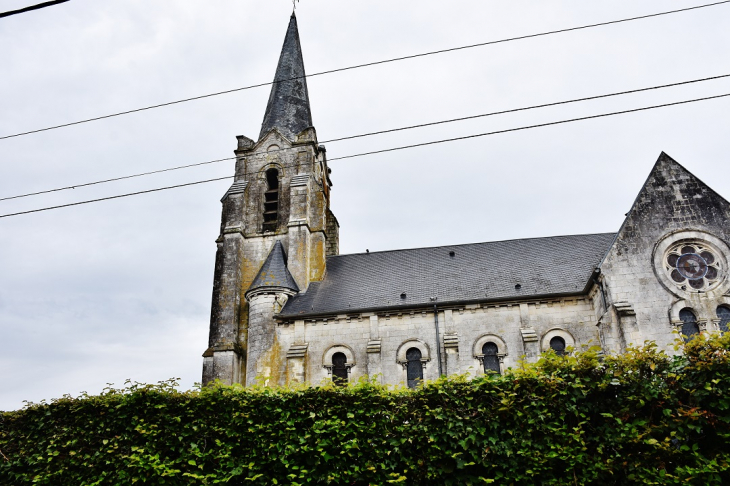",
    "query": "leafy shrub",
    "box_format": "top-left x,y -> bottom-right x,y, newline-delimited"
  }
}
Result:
2,334 -> 729,485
